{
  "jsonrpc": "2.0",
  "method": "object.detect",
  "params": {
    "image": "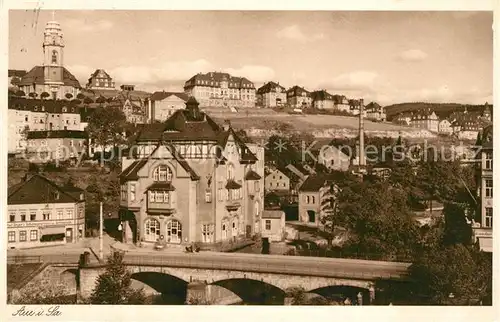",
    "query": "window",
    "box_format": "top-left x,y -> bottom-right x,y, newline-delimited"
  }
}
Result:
57,209 -> 64,220
51,50 -> 58,64
149,191 -> 155,202
43,212 -> 50,220
153,165 -> 173,181
8,231 -> 15,243
130,183 -> 136,202
485,207 -> 493,228
227,163 -> 235,180
66,209 -> 74,219
254,181 -> 260,192
144,218 -> 161,242
30,230 -> 38,241
202,224 -> 214,243
265,220 -> 271,230
19,231 -> 27,242
486,179 -> 493,198
312,196 -> 316,204
205,189 -> 212,203
485,151 -> 493,170
121,184 -> 127,201
20,212 -> 26,221
306,196 -> 310,204
9,212 -> 15,222
166,220 -> 182,243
